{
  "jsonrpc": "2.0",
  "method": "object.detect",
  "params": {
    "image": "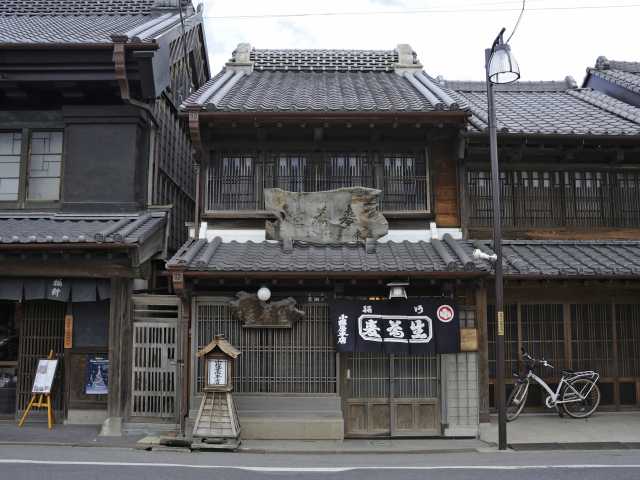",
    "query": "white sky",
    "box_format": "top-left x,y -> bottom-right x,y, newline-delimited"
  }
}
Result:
194,0 -> 638,84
